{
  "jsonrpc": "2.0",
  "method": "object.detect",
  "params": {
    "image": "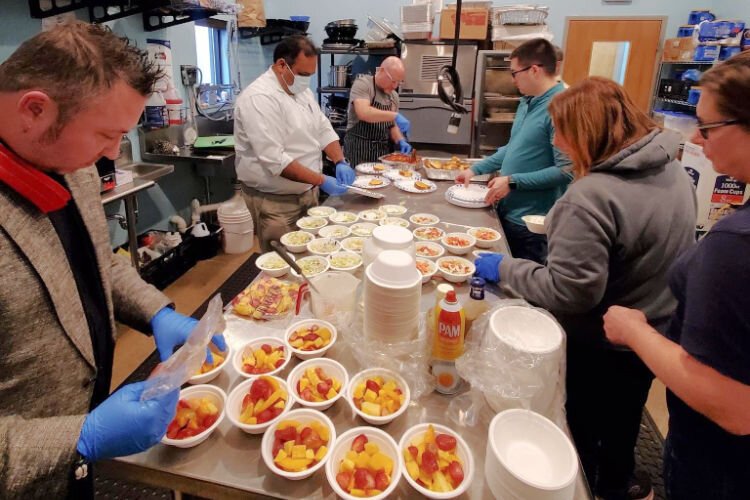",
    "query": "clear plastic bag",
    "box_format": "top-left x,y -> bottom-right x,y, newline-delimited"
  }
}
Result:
141,294 -> 225,401
452,299 -> 567,426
